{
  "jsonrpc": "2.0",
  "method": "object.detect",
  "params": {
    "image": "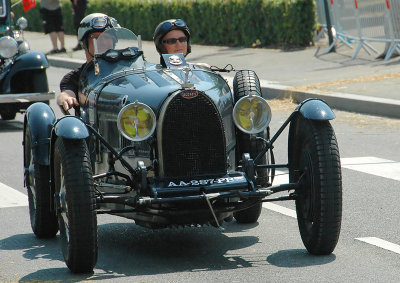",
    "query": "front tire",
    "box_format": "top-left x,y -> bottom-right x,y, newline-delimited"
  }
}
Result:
289,115 -> 342,255
24,126 -> 58,238
54,137 -> 97,273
